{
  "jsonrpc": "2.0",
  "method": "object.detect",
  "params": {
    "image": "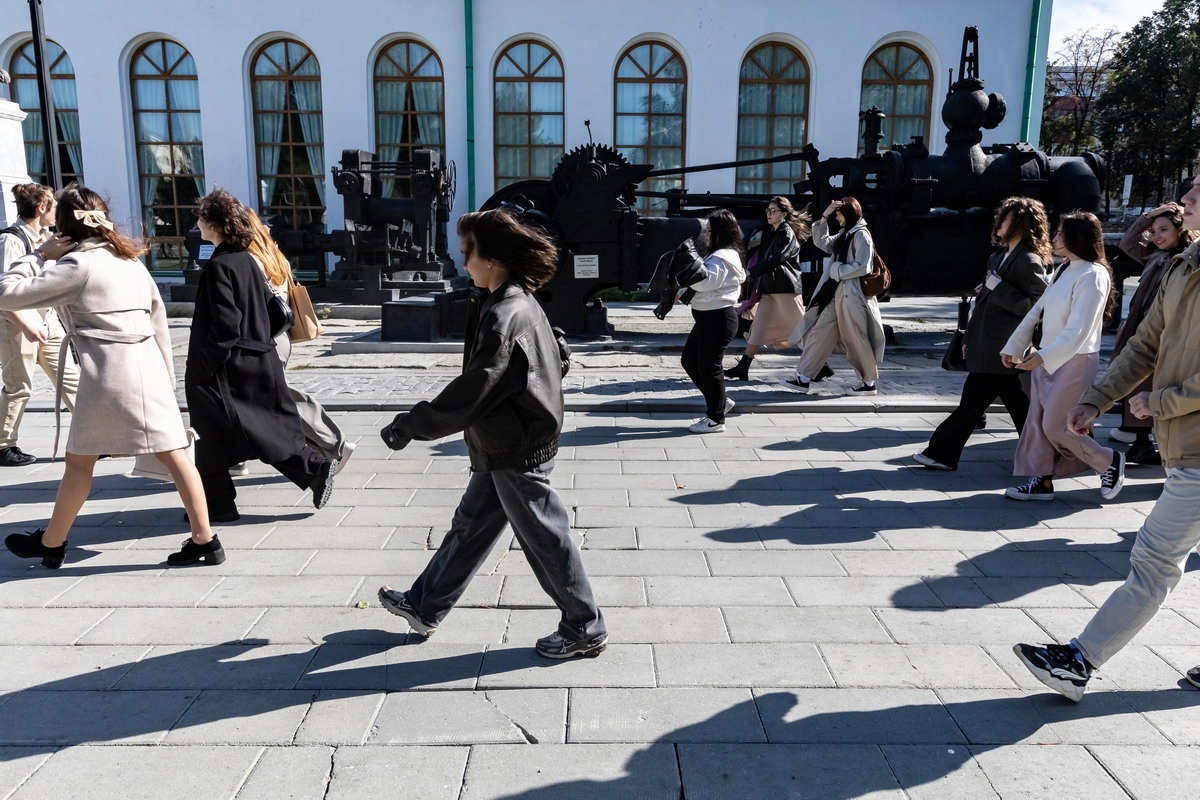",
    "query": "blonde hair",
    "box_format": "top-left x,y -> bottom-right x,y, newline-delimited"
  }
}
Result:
247,212 -> 293,286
